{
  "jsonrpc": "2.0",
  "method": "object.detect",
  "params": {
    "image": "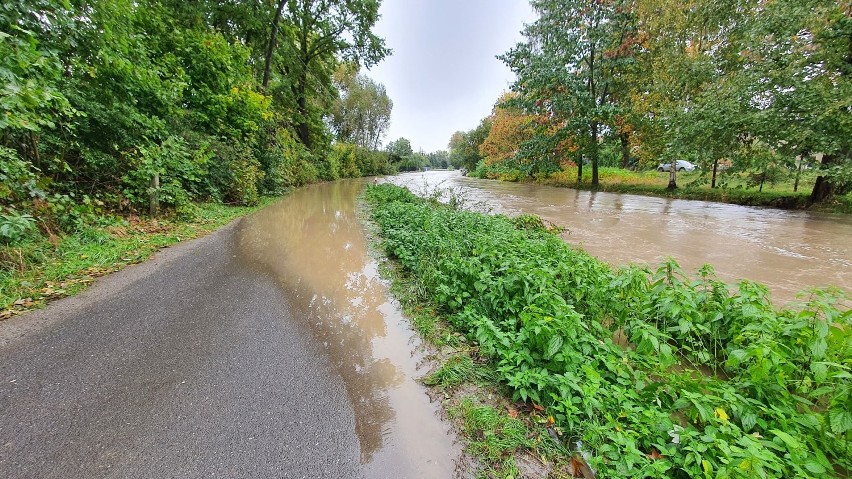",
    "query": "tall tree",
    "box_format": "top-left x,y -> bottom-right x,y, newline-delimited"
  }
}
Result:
479,93 -> 535,170
330,64 -> 393,149
627,0 -> 756,188
385,137 -> 412,161
738,0 -> 852,201
502,0 -> 639,185
265,0 -> 390,150
448,117 -> 492,171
